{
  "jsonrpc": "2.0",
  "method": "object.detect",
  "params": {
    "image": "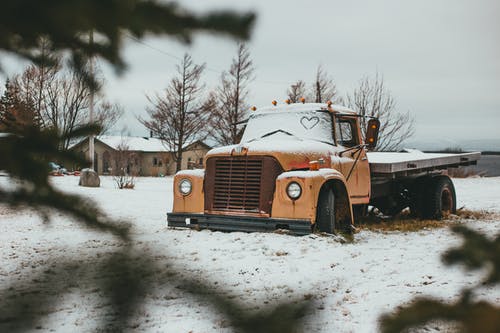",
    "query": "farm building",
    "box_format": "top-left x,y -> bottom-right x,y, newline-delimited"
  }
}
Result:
70,136 -> 211,176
